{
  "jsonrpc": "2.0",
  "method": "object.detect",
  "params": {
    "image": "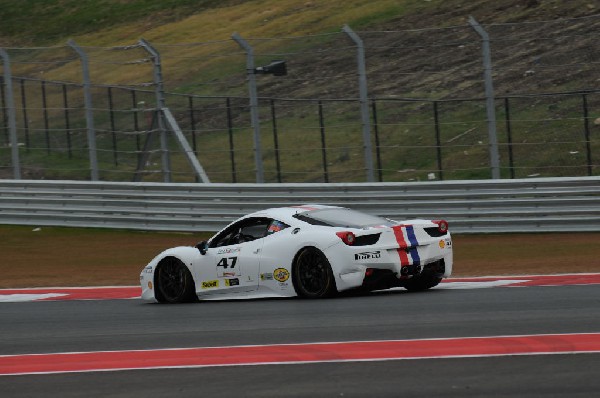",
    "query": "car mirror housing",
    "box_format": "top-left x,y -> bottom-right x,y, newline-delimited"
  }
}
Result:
195,241 -> 208,255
